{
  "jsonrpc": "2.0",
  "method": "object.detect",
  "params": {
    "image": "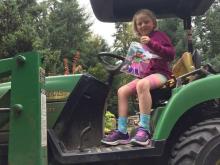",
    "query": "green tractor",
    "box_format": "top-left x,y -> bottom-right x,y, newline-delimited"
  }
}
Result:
0,0 -> 220,165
